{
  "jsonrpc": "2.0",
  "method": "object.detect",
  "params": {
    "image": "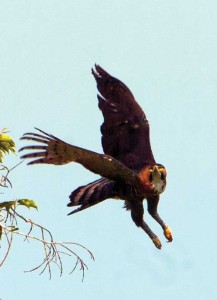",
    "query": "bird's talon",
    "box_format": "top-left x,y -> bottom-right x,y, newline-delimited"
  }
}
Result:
164,226 -> 173,242
152,237 -> 162,249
